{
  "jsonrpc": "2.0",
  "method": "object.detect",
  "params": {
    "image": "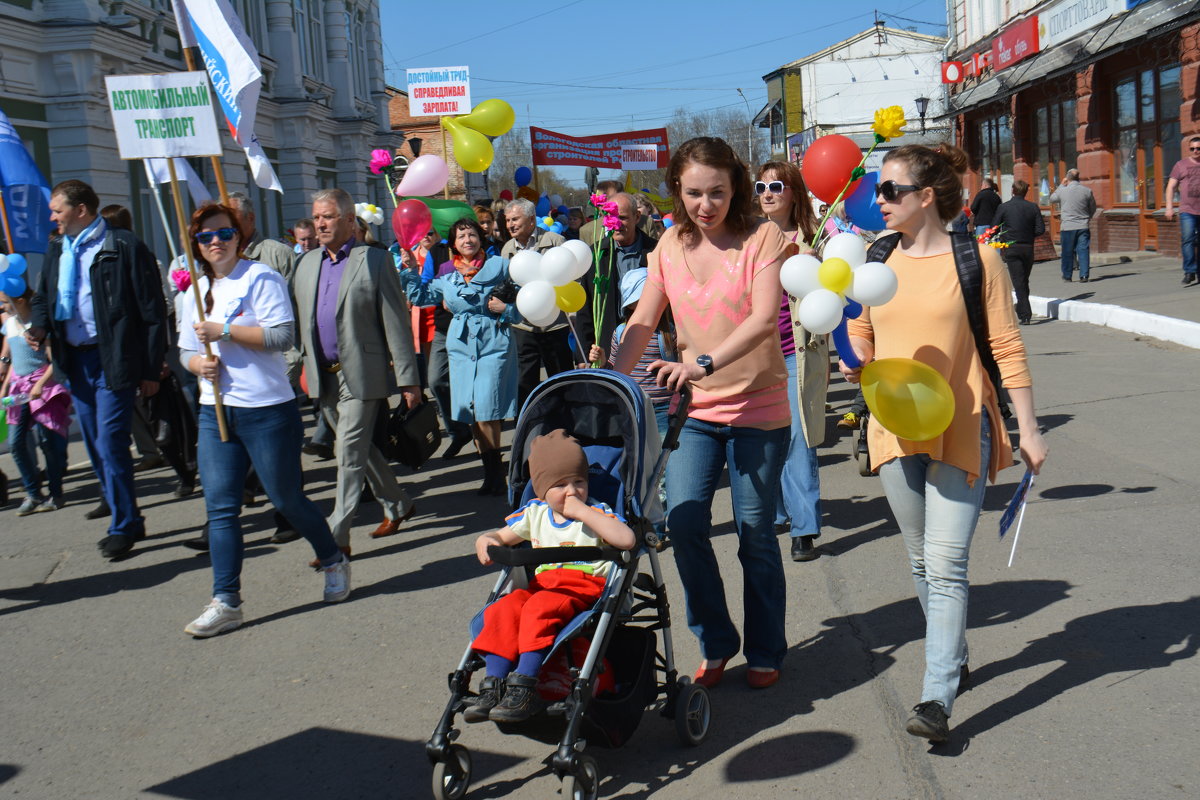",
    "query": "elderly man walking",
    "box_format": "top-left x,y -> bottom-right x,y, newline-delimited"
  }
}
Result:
293,188 -> 421,558
1049,169 -> 1098,283
501,198 -> 571,409
28,179 -> 168,560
